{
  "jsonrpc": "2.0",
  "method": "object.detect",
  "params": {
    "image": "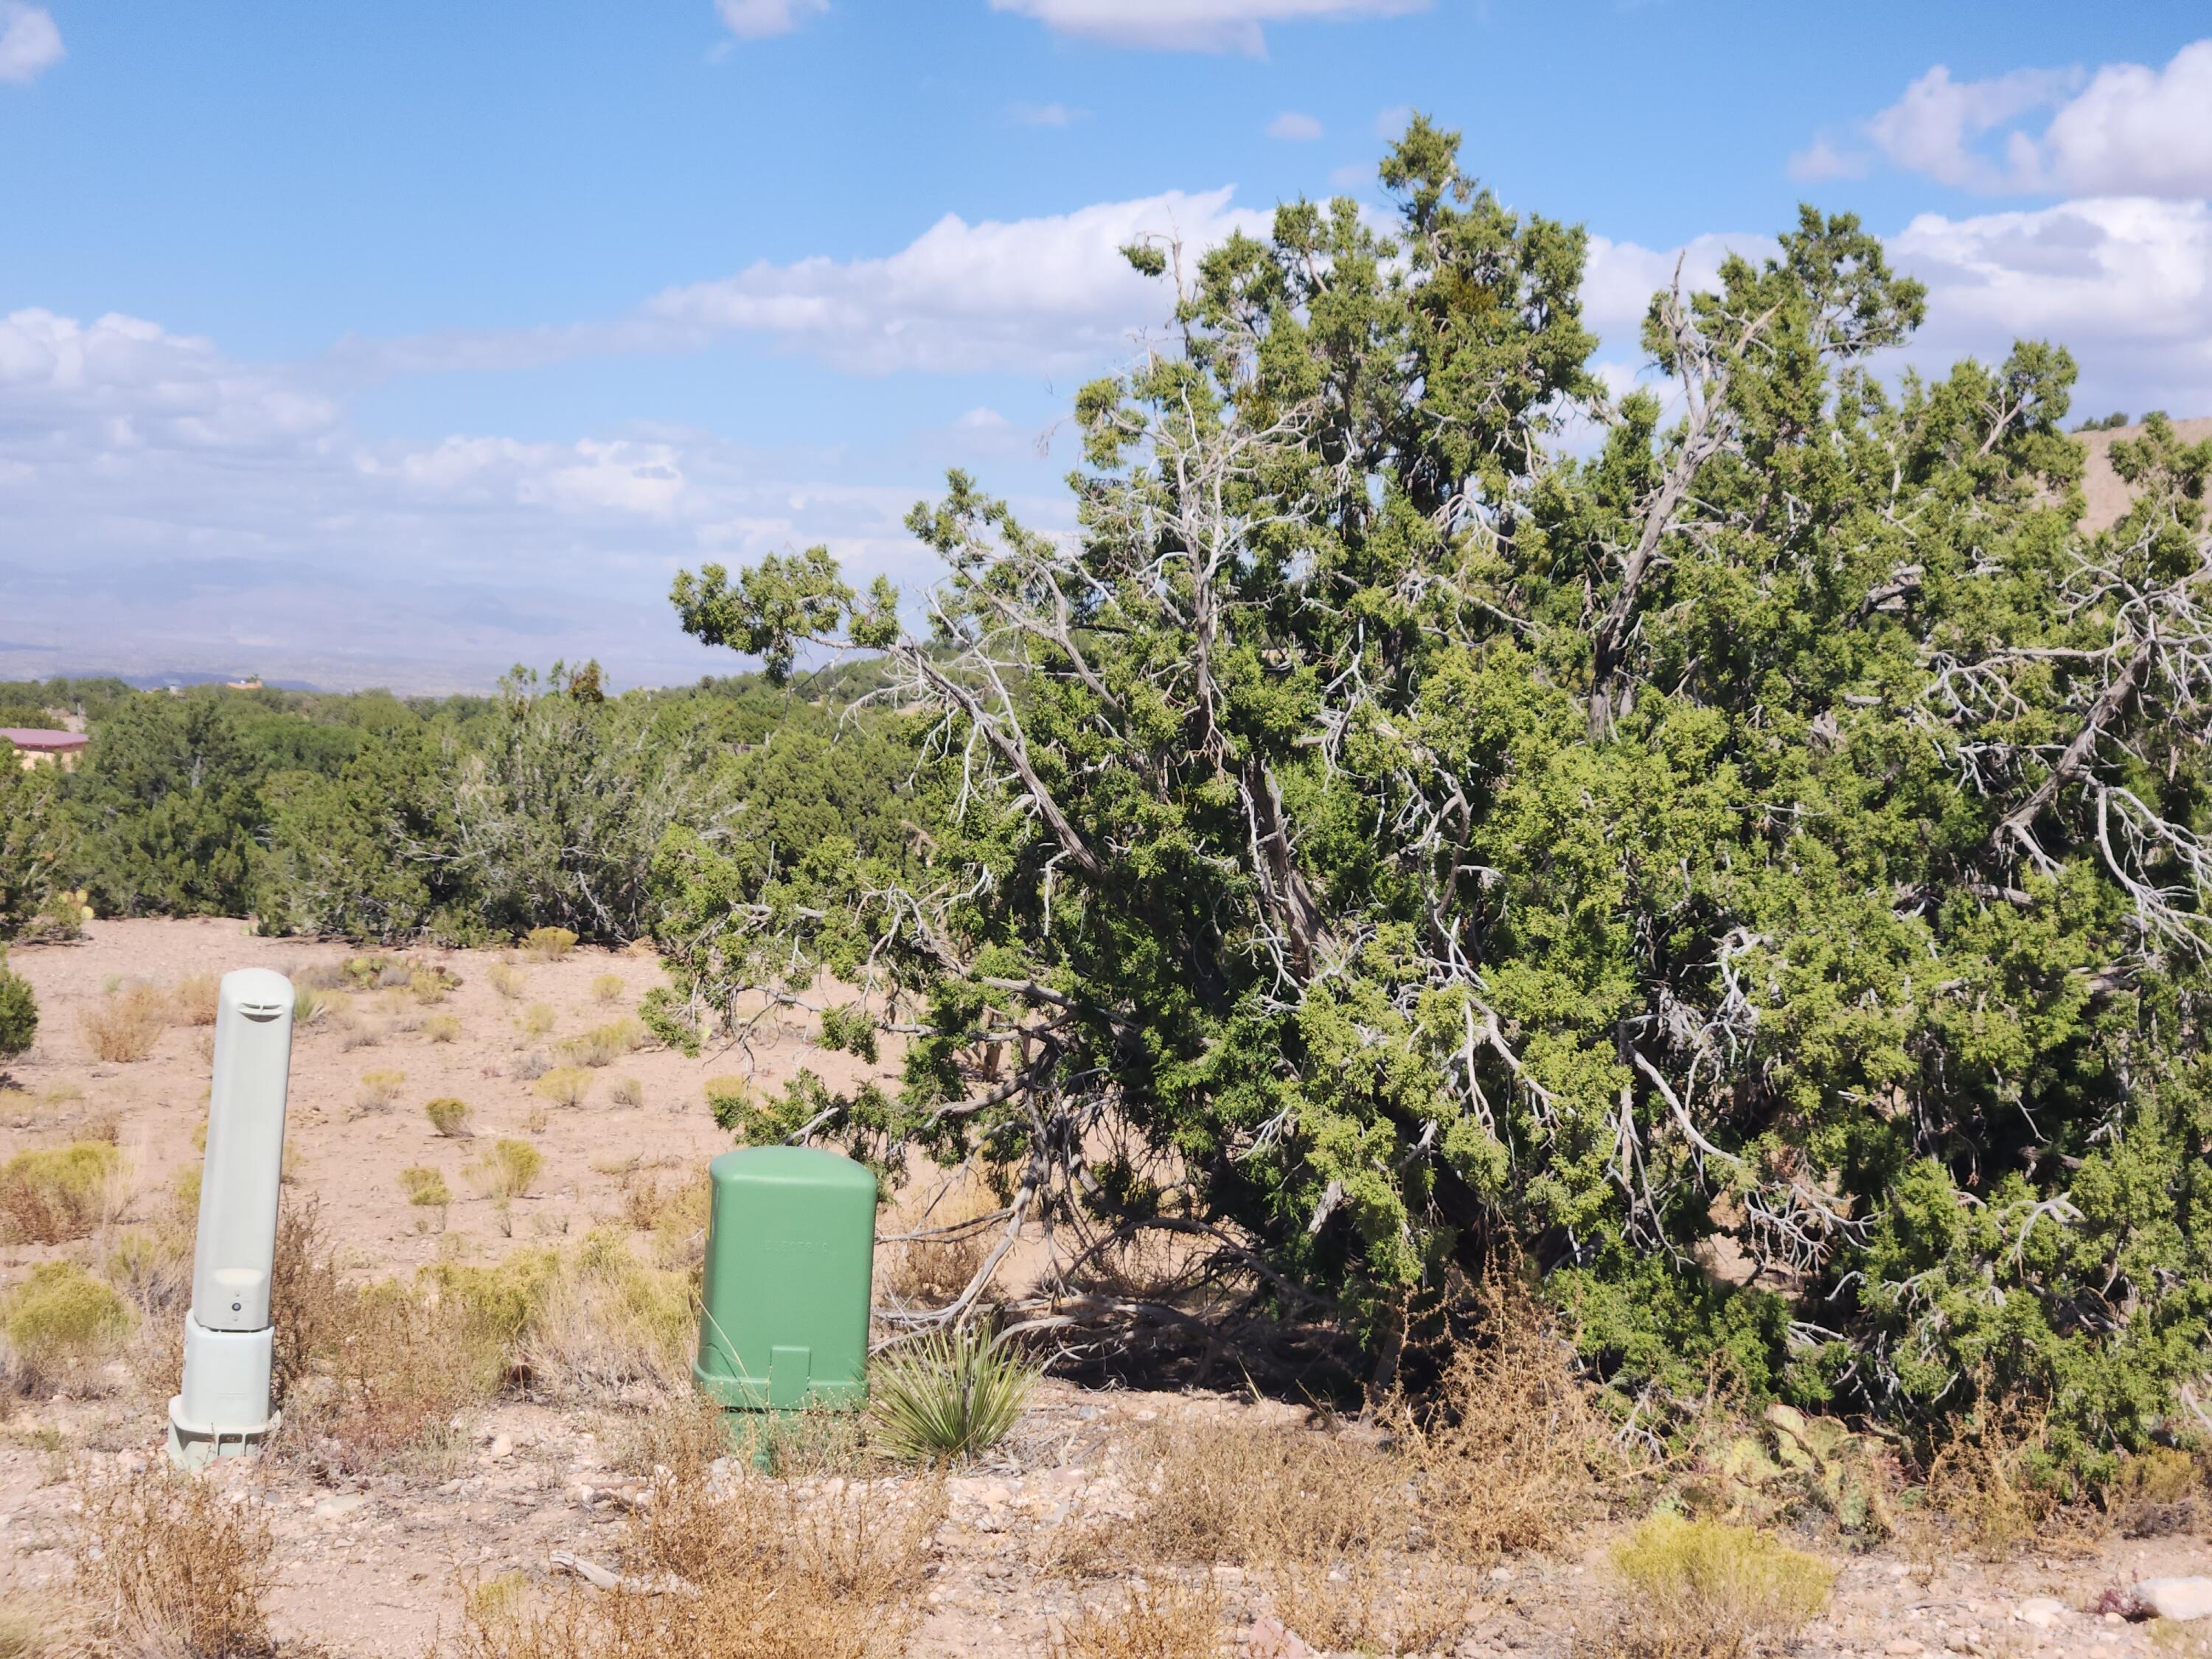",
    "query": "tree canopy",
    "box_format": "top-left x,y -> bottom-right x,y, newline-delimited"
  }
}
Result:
665,117 -> 2212,1467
